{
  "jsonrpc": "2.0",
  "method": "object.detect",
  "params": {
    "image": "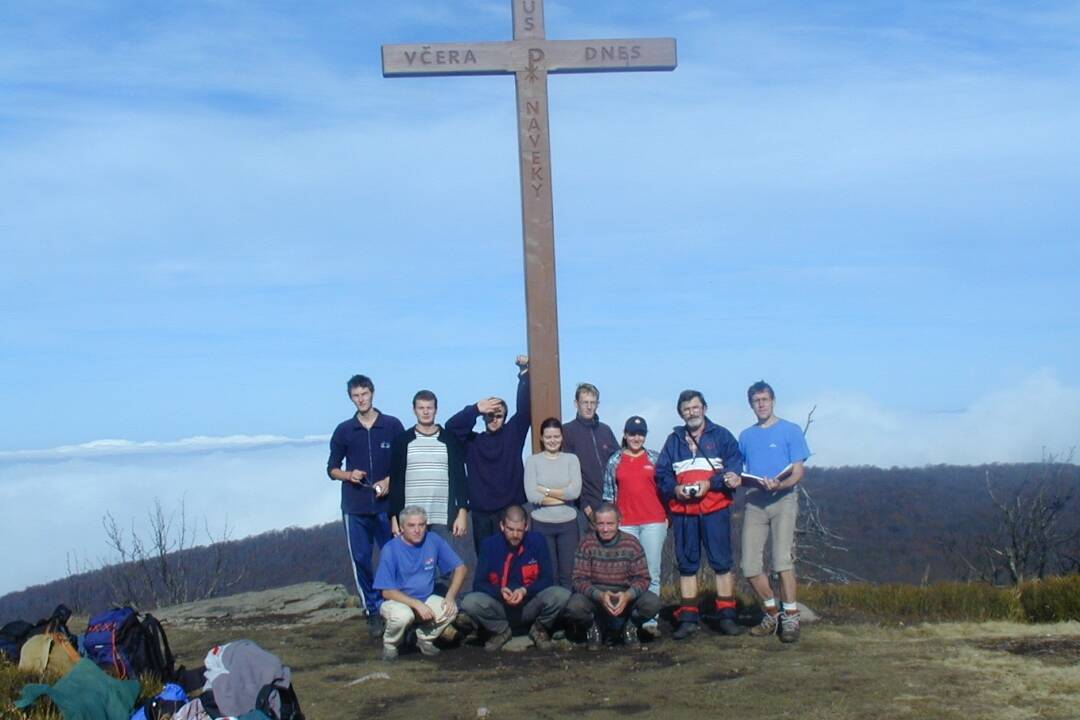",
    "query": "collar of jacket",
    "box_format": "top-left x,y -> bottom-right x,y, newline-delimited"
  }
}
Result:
576,414 -> 601,429
351,408 -> 390,429
671,416 -> 721,438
